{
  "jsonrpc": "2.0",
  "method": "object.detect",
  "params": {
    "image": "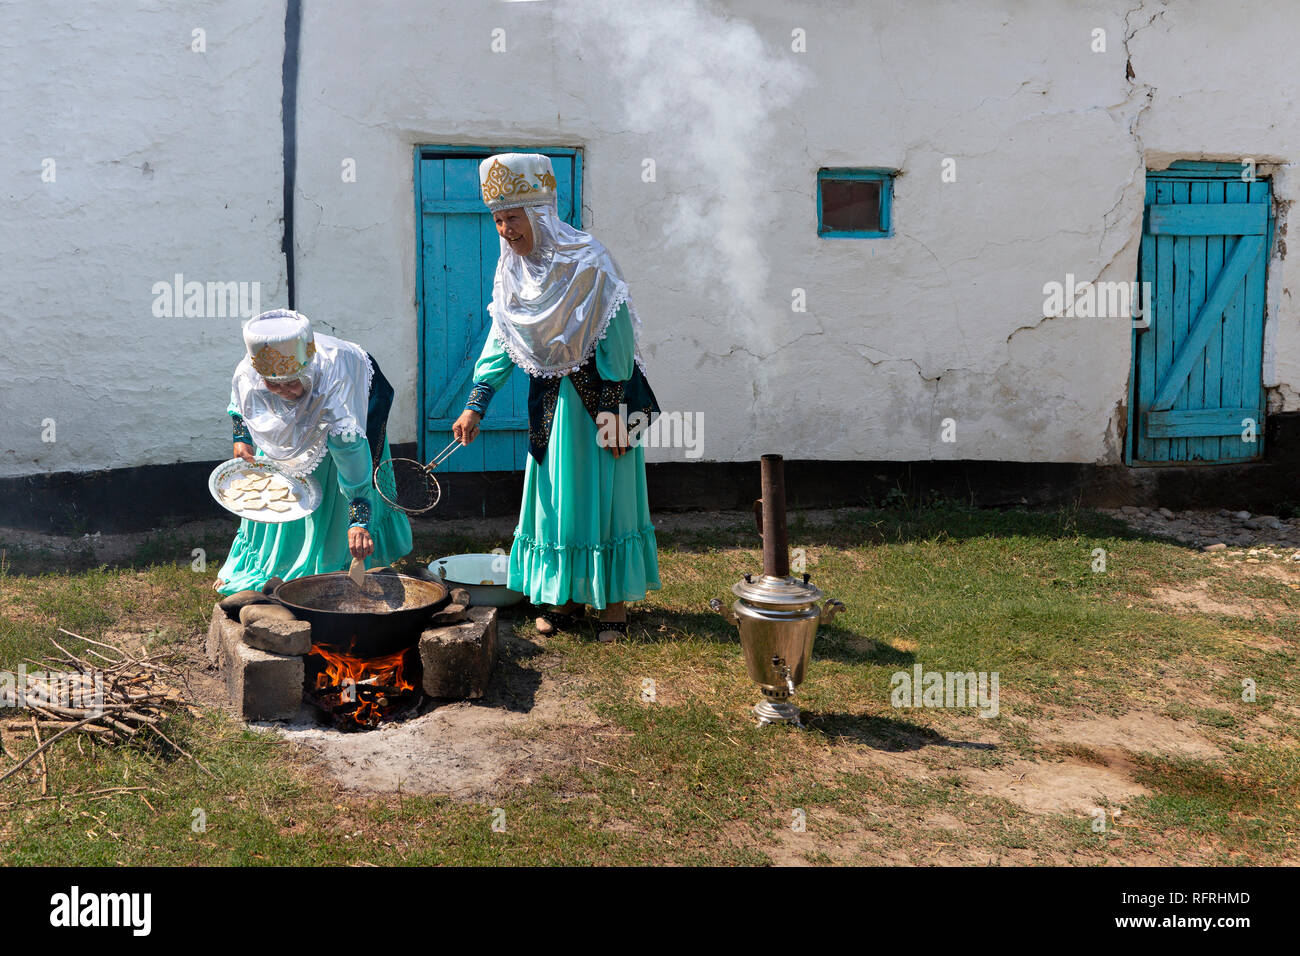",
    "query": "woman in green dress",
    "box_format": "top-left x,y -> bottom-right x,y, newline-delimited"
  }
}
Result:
215,309 -> 412,595
453,153 -> 661,642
